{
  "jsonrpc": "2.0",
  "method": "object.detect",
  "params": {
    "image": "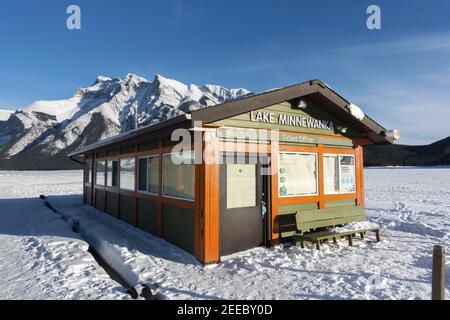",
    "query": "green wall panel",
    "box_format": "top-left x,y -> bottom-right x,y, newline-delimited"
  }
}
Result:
120,195 -> 136,226
95,190 -> 105,212
162,204 -> 195,254
325,199 -> 356,208
137,199 -> 158,236
106,191 -> 118,218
